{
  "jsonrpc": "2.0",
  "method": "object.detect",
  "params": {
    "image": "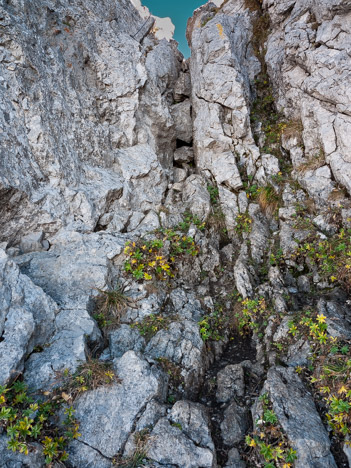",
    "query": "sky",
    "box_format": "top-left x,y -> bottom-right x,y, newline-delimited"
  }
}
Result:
142,0 -> 208,57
